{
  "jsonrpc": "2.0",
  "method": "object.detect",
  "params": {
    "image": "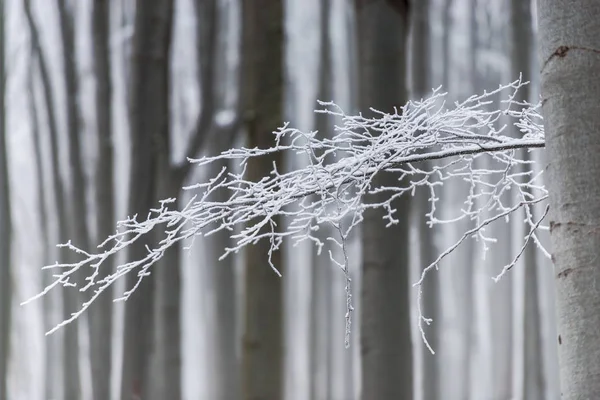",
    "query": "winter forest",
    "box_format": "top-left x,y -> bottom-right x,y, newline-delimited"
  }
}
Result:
1,0 -> 600,399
